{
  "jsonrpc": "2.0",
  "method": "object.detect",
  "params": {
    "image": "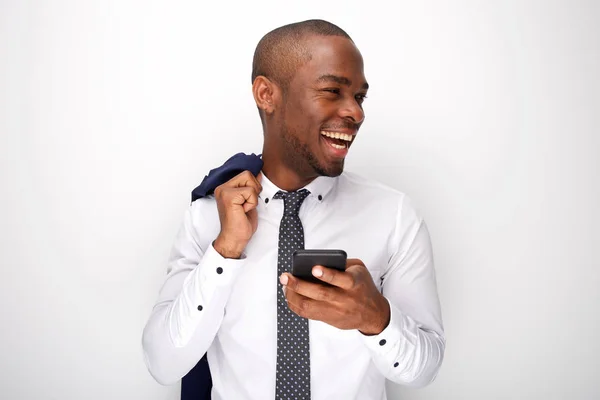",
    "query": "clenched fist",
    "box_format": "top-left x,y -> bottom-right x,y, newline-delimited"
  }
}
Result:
213,170 -> 263,259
